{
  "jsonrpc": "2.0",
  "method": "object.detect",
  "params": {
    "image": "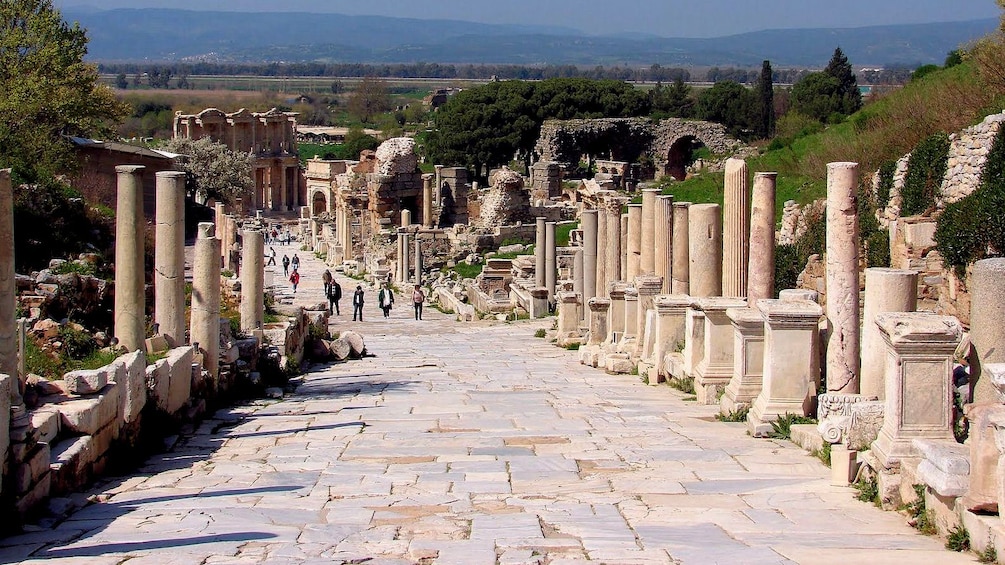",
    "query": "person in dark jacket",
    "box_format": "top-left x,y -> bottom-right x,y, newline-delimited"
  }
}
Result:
327,280 -> 342,315
352,285 -> 365,321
